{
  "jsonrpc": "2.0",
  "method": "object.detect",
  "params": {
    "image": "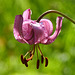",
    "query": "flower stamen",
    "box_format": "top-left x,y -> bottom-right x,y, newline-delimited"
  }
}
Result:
21,45 -> 35,67
26,54 -> 34,62
23,58 -> 28,67
45,57 -> 48,67
41,55 -> 44,64
38,44 -> 48,66
38,45 -> 44,56
37,59 -> 40,69
23,50 -> 31,58
21,44 -> 48,68
21,54 -> 24,64
30,51 -> 32,60
36,45 -> 40,69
